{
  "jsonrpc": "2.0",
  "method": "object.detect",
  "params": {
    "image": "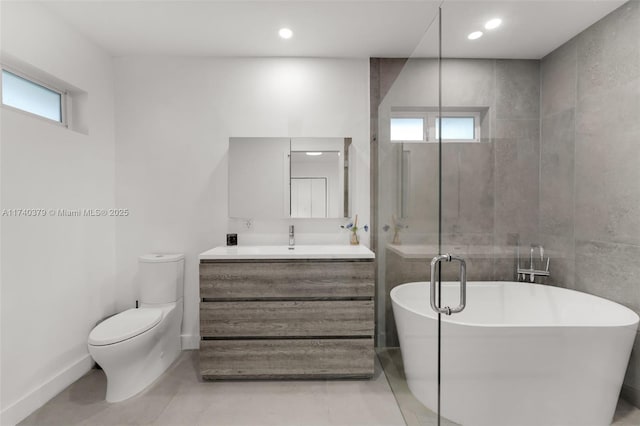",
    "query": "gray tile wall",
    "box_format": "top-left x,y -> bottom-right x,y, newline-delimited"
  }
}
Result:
493,60 -> 541,271
373,5 -> 640,403
373,58 -> 540,346
540,0 -> 640,406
